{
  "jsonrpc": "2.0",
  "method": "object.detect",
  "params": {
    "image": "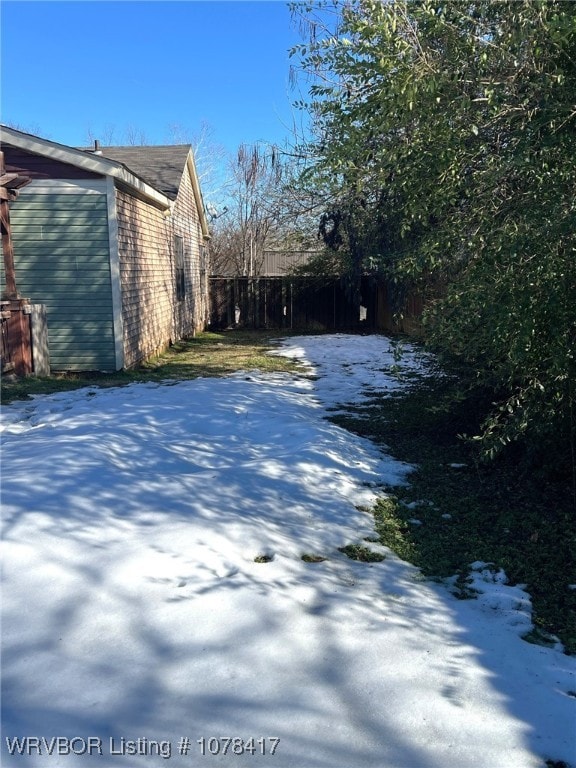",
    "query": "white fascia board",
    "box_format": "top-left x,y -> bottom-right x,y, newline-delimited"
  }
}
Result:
186,151 -> 211,240
1,125 -> 171,211
112,167 -> 171,210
